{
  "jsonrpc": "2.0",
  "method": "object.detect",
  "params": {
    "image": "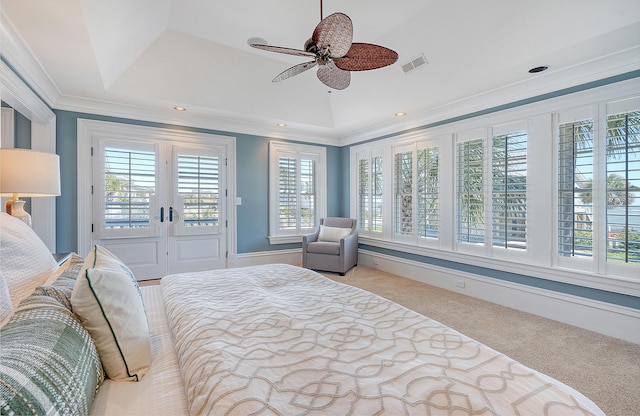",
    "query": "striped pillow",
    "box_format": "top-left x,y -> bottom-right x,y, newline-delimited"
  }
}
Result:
0,282 -> 104,415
